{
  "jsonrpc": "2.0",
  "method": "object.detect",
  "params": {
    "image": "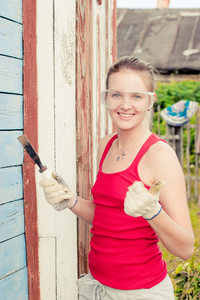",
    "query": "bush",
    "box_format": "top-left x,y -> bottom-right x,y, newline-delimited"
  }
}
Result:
155,80 -> 200,111
162,204 -> 200,299
171,251 -> 200,300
